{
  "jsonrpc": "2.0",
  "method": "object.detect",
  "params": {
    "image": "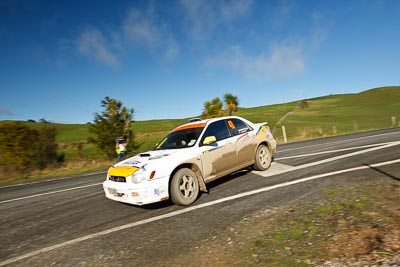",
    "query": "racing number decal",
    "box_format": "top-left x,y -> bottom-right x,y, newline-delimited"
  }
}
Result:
227,120 -> 236,129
